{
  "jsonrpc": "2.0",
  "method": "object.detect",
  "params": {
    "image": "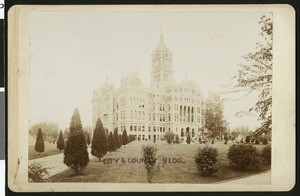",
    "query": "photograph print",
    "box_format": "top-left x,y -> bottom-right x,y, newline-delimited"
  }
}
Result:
28,8 -> 272,184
